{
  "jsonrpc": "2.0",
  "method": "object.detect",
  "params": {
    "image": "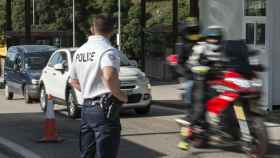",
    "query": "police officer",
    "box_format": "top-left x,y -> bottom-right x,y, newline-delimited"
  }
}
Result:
69,15 -> 128,158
